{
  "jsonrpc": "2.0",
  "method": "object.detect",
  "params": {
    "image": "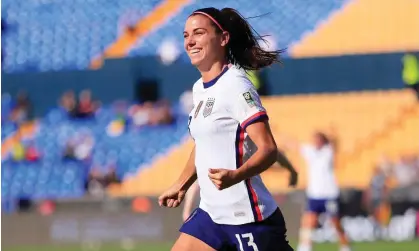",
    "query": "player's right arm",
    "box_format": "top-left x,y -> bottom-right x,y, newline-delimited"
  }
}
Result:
158,145 -> 197,208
